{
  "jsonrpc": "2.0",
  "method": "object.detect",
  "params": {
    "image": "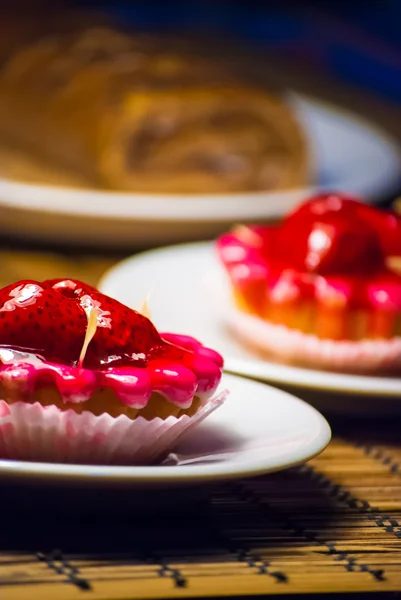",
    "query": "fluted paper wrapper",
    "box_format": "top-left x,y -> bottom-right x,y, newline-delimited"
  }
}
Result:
229,309 -> 401,373
0,391 -> 228,465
